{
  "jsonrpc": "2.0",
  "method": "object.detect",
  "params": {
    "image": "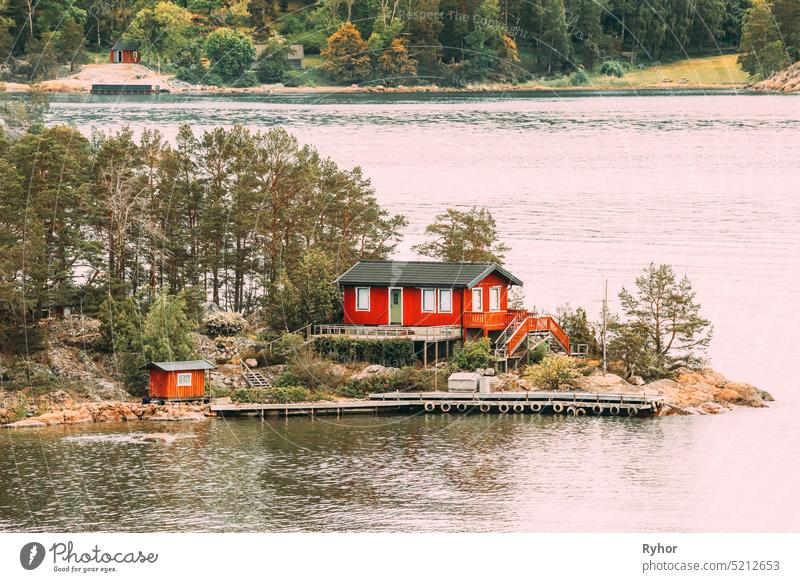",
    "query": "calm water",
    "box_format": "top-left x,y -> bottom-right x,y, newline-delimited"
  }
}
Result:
1,91 -> 799,532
